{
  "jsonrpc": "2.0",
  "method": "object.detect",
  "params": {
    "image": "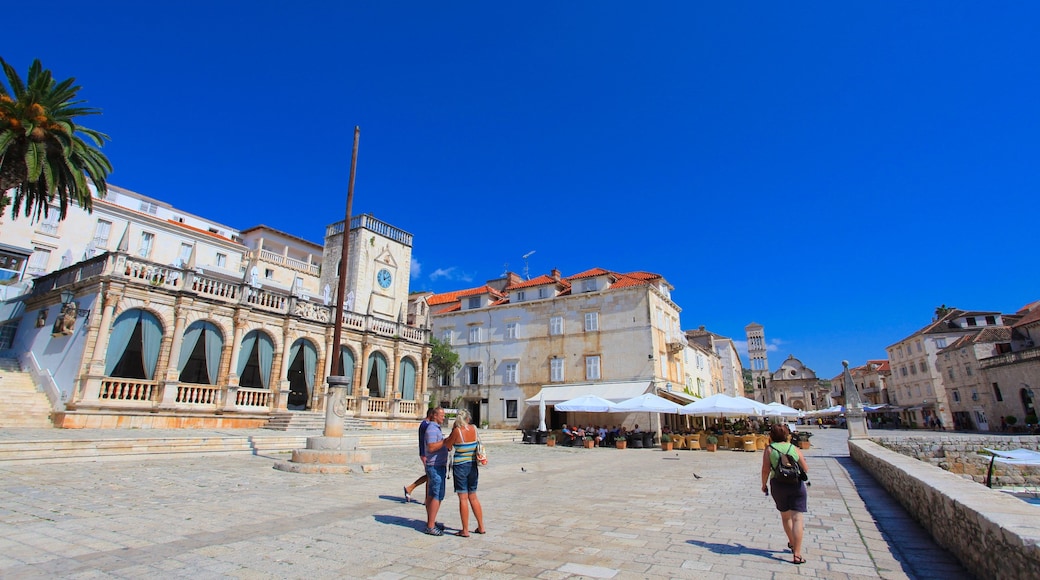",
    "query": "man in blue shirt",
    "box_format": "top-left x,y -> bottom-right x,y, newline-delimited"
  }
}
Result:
403,408 -> 435,503
422,407 -> 449,536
